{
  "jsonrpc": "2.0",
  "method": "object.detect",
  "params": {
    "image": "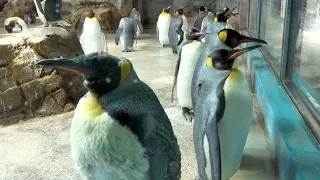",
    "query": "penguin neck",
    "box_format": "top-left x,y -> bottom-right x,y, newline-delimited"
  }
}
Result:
203,68 -> 231,87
